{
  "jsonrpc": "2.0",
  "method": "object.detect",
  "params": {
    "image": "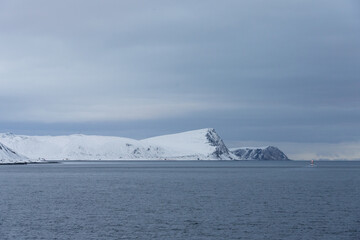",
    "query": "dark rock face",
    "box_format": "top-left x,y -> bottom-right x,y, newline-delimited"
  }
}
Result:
0,142 -> 17,155
232,146 -> 289,160
205,129 -> 232,159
